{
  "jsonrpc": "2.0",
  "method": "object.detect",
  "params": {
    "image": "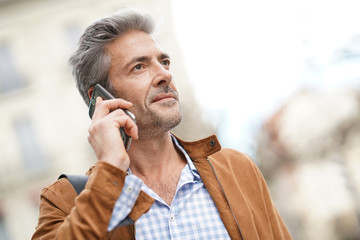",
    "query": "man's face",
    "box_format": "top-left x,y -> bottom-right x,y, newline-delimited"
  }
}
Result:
106,30 -> 182,138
